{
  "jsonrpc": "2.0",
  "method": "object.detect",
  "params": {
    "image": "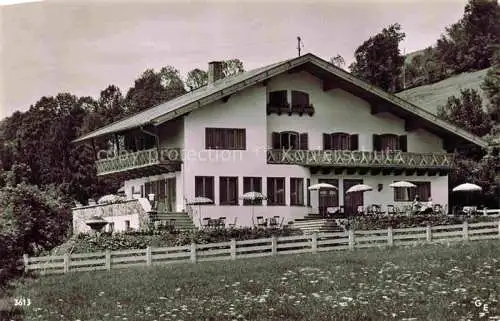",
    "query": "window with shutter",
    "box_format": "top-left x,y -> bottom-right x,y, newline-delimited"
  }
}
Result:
290,177 -> 304,206
332,133 -> 351,150
291,91 -> 310,108
195,176 -> 215,203
269,90 -> 288,107
299,133 -> 308,150
350,134 -> 359,150
205,128 -> 246,150
379,134 -> 400,151
243,177 -> 262,205
306,178 -> 311,207
373,134 -> 381,151
272,132 -> 281,149
220,177 -> 238,205
399,135 -> 407,152
267,177 -> 285,205
323,133 -> 332,150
